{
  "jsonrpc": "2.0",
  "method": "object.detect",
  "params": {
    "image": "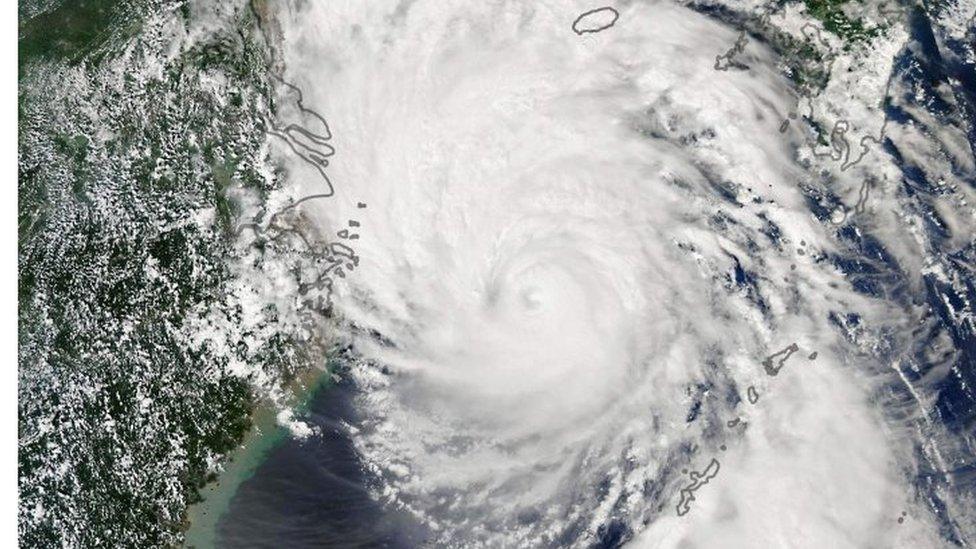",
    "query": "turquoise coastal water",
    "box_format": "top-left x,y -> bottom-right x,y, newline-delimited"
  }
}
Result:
213,374 -> 426,548
183,371 -> 333,549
